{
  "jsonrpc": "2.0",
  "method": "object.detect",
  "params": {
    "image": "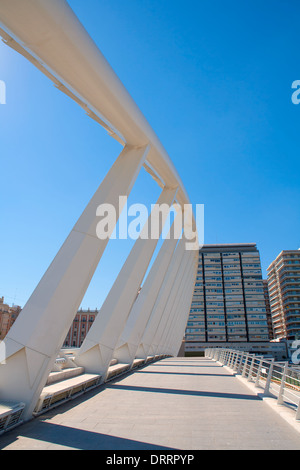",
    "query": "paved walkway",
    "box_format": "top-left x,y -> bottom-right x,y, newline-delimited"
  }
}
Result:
0,357 -> 300,450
